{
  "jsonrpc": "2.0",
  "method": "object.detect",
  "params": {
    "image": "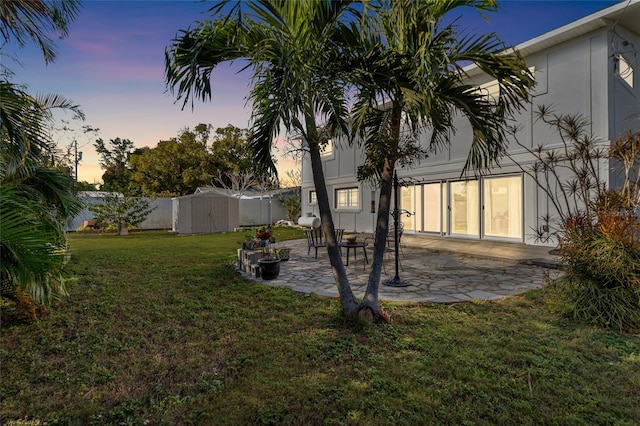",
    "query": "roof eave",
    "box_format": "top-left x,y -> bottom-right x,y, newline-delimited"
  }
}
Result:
463,0 -> 639,76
